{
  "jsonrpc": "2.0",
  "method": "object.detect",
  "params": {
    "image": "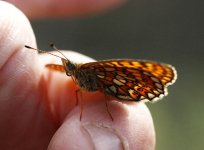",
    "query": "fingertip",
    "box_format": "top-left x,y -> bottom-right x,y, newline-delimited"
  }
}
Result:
48,100 -> 155,150
0,1 -> 36,69
82,101 -> 155,149
0,1 -> 41,100
48,116 -> 93,150
0,1 -> 35,44
8,0 -> 127,19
